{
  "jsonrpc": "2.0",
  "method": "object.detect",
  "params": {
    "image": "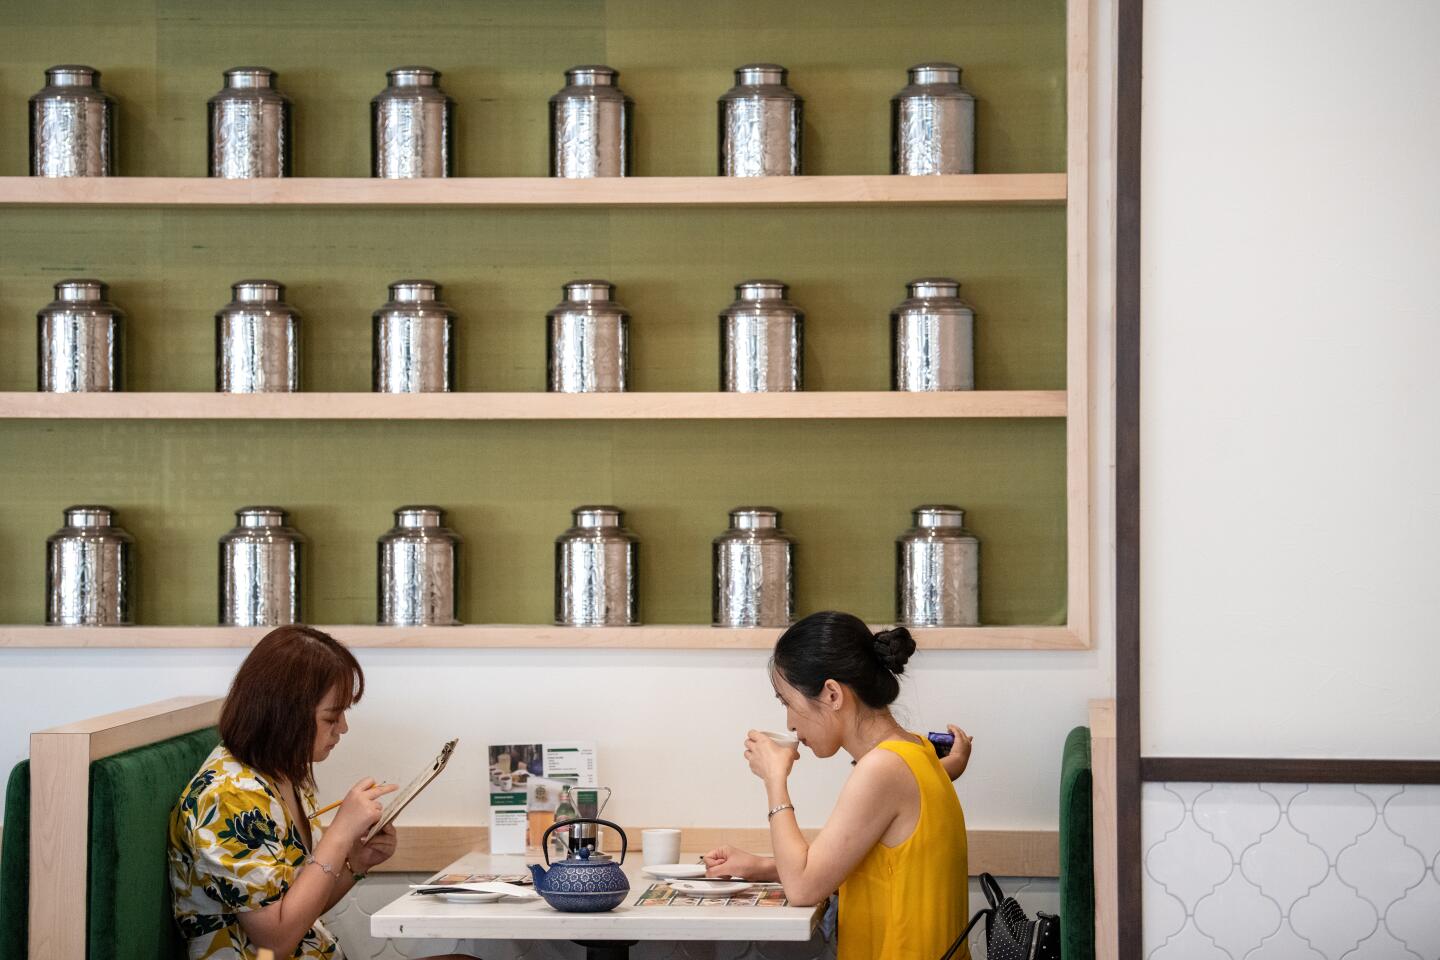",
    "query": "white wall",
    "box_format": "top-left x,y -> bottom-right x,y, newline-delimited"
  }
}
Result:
1140,0 -> 1440,759
0,0 -> 1119,836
